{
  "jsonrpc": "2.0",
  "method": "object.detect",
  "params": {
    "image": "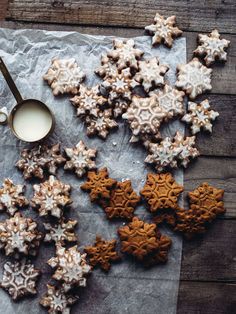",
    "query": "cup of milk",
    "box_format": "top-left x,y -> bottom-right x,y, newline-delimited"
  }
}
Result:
0,57 -> 55,142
